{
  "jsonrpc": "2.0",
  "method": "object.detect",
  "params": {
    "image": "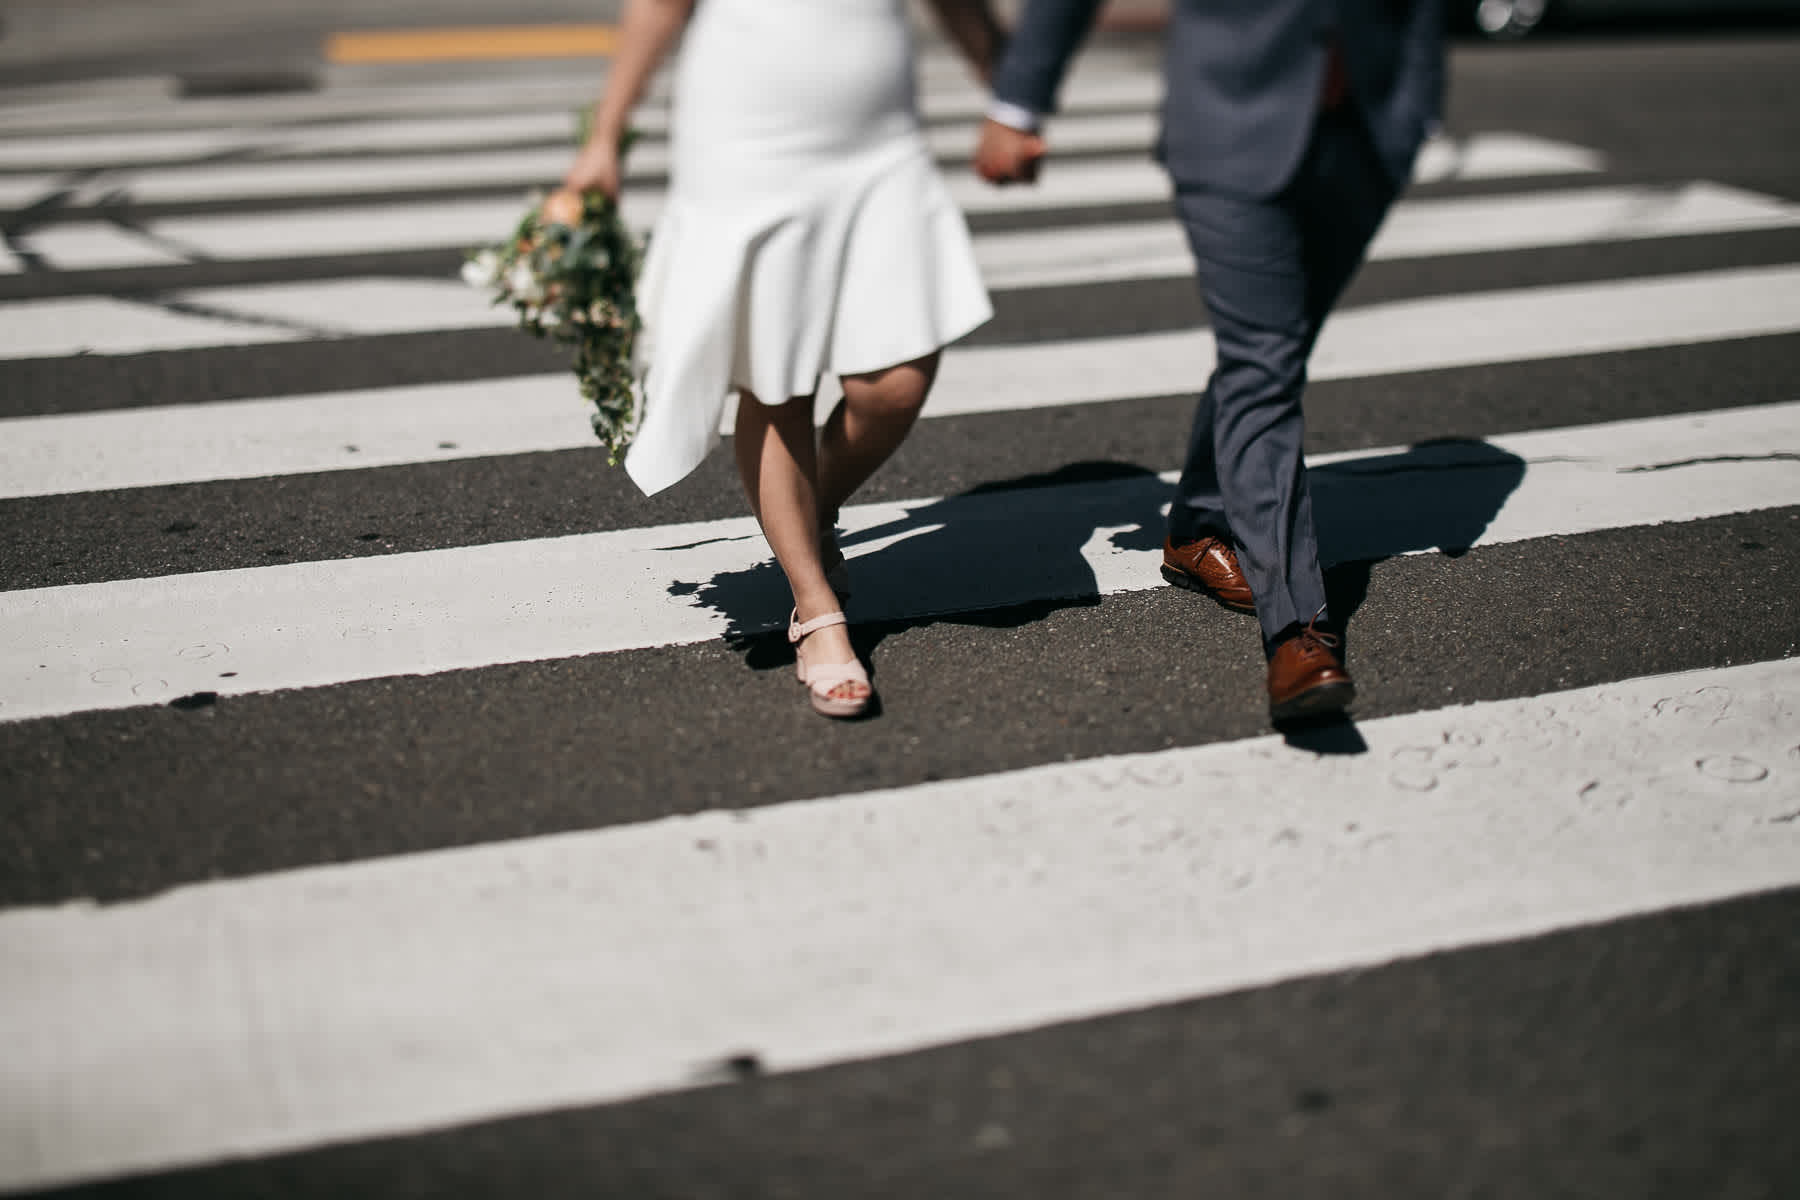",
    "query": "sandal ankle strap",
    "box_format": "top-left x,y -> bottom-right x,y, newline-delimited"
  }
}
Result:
788,609 -> 848,643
